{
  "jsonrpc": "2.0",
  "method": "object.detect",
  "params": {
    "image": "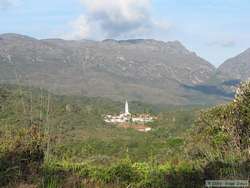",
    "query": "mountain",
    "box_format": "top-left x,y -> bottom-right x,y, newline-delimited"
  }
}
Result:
188,48 -> 250,99
0,33 -> 231,105
217,48 -> 250,81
